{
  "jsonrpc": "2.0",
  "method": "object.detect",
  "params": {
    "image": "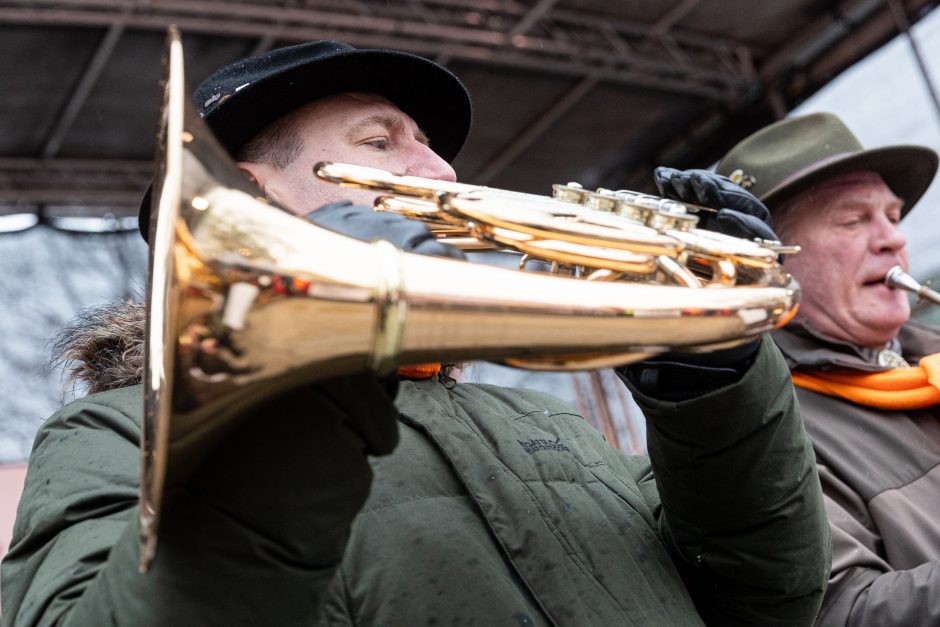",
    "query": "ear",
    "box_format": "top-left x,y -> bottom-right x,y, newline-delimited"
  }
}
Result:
238,161 -> 287,205
237,162 -> 266,191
